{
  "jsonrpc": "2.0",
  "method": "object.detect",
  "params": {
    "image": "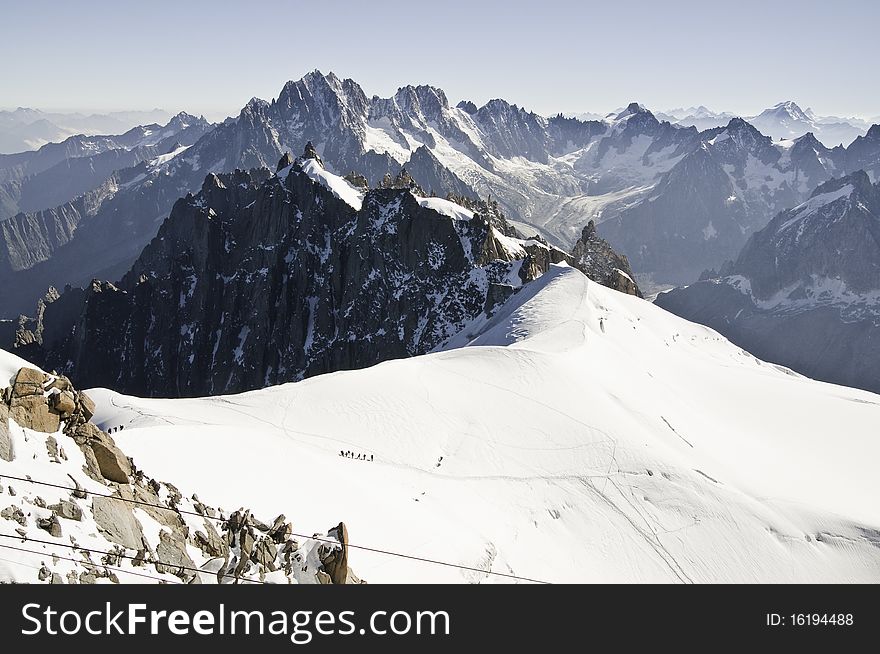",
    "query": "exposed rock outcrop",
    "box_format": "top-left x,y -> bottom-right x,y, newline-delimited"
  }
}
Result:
10,148 -> 637,397
571,221 -> 642,297
0,366 -> 356,584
